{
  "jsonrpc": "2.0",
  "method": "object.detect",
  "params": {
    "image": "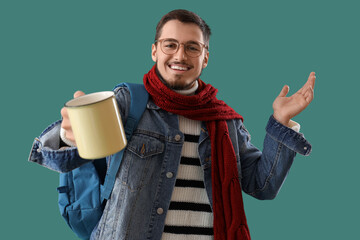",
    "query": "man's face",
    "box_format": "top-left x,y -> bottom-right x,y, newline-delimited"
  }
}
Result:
151,20 -> 209,90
